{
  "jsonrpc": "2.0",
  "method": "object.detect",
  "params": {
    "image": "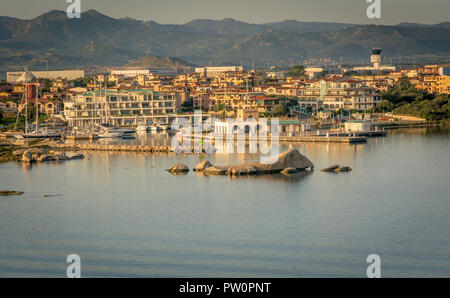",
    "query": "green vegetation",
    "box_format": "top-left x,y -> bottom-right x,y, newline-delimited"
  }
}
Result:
393,96 -> 449,121
266,96 -> 299,116
287,65 -> 305,77
38,78 -> 52,92
373,77 -> 449,121
74,77 -> 90,87
213,104 -> 226,112
180,98 -> 193,112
